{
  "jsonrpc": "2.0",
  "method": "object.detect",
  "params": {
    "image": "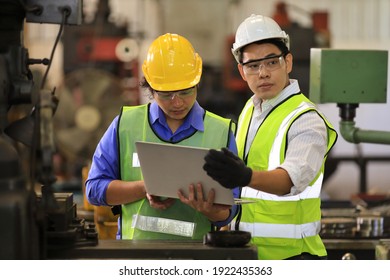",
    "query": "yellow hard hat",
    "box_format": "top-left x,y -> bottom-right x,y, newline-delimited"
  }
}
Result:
142,33 -> 202,91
